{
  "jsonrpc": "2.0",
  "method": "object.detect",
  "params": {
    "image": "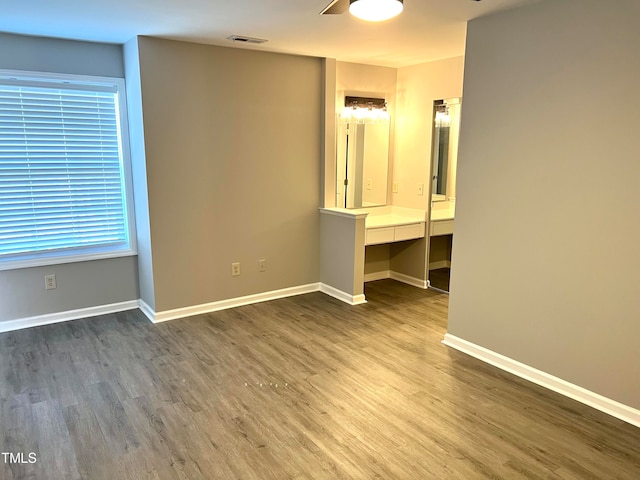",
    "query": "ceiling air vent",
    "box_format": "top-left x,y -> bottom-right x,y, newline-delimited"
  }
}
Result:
226,35 -> 268,45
